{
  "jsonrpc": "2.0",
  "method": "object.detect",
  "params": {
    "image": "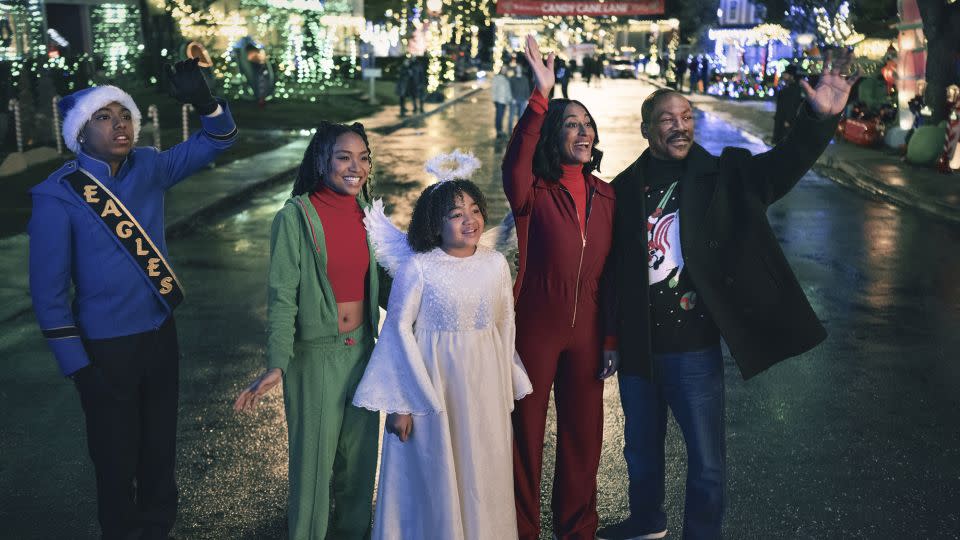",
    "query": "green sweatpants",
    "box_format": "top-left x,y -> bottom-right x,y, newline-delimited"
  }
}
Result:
283,325 -> 379,540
